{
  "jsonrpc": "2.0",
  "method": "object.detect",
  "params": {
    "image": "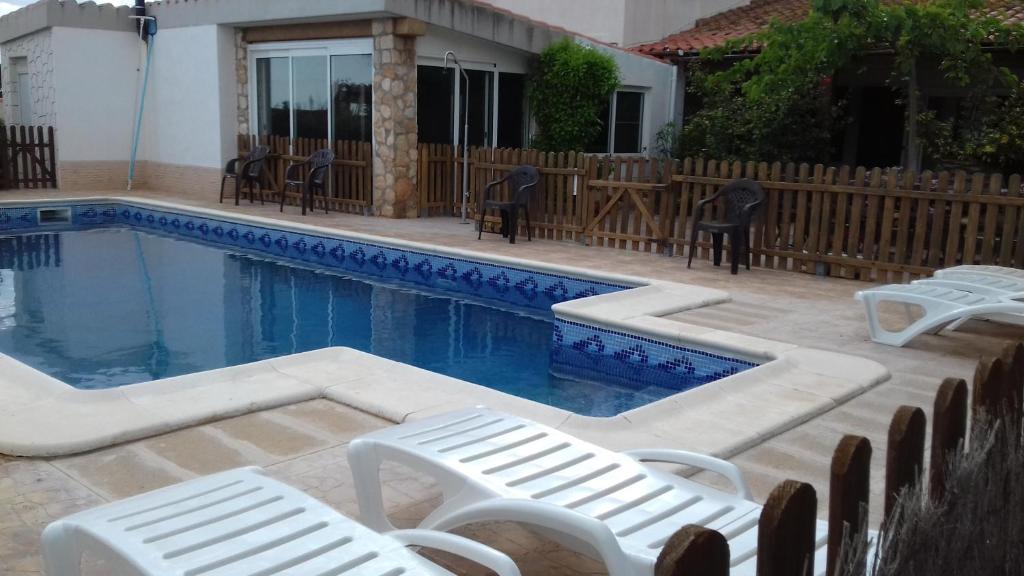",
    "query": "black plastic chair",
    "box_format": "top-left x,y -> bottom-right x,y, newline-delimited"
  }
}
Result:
220,145 -> 270,206
477,165 -> 539,245
687,178 -> 766,274
281,149 -> 335,215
